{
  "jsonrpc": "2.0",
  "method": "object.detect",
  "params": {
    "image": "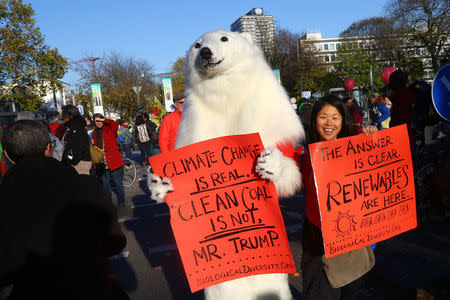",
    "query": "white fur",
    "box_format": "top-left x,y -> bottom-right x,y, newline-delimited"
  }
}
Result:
152,30 -> 305,300
148,173 -> 173,203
